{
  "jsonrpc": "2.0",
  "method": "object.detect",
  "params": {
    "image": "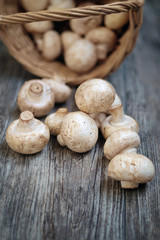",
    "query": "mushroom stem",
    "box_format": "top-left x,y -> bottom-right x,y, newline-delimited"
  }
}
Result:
121,181 -> 139,189
29,82 -> 43,97
109,105 -> 125,124
18,111 -> 35,129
